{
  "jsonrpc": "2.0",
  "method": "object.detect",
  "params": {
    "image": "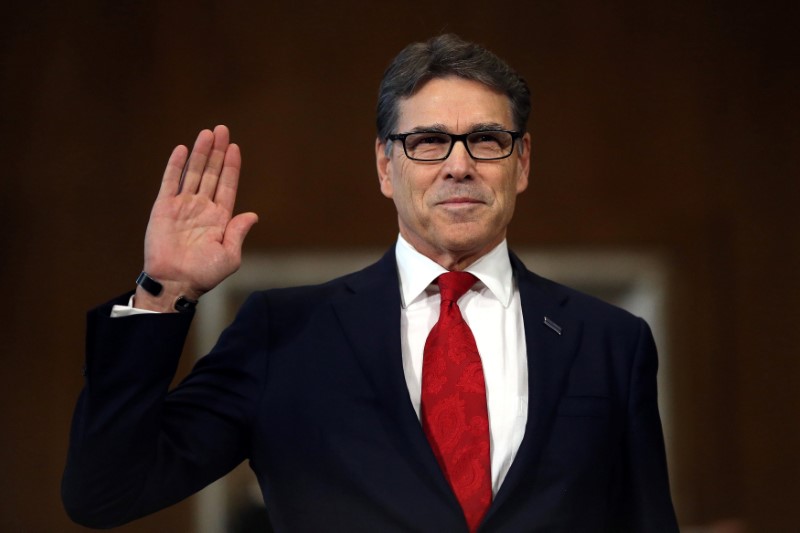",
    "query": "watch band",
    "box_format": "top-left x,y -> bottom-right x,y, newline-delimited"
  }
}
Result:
136,271 -> 164,296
